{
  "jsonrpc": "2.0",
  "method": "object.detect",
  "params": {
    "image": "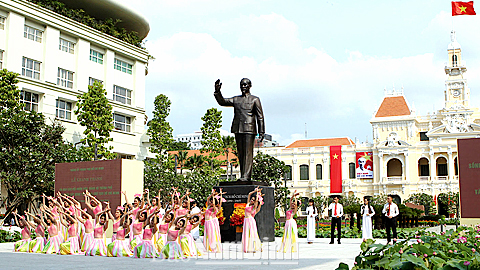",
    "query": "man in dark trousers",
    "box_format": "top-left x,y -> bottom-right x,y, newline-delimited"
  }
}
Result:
382,195 -> 399,244
214,78 -> 265,181
328,196 -> 343,244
